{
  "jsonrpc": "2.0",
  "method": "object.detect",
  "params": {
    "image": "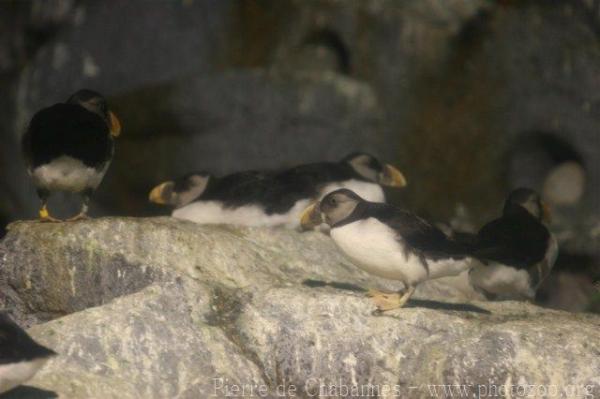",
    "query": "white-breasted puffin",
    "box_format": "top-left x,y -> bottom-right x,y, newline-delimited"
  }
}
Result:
468,188 -> 558,300
300,189 -> 475,311
22,89 -> 121,222
0,313 -> 56,394
149,153 -> 406,228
